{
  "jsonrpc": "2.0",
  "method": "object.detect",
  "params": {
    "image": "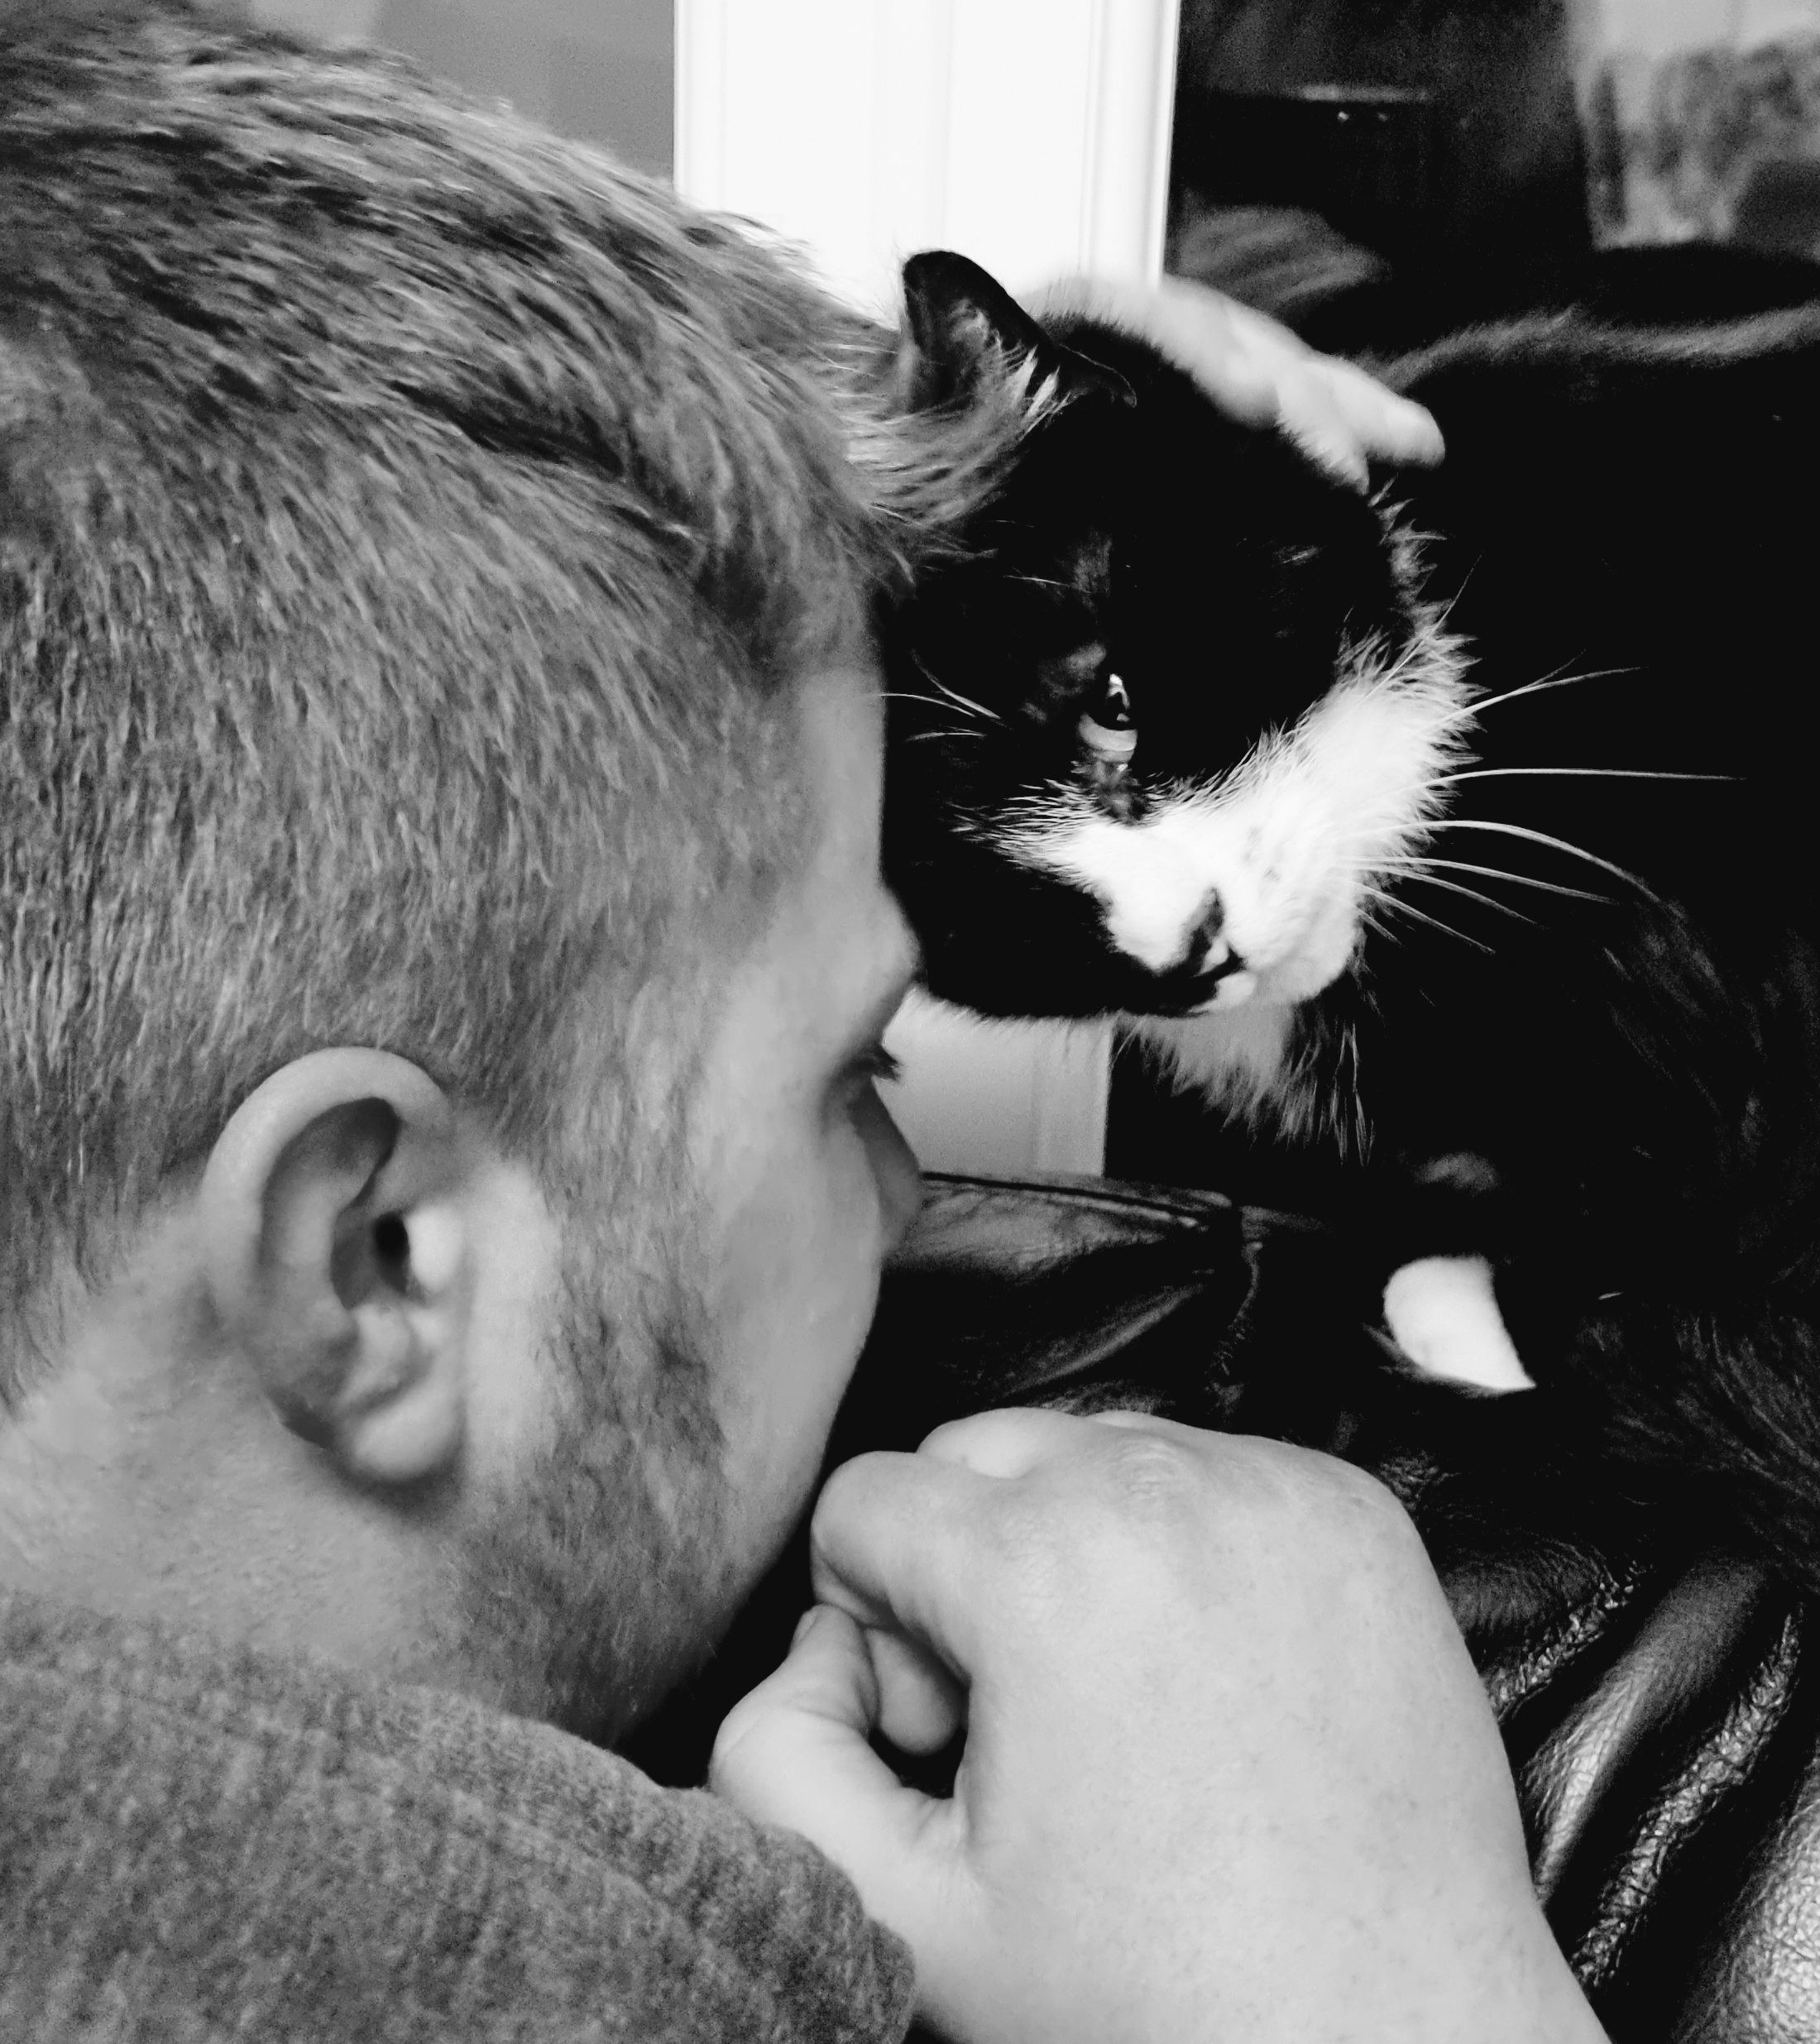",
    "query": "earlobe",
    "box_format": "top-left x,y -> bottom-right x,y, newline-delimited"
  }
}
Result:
199,1049 -> 471,1487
